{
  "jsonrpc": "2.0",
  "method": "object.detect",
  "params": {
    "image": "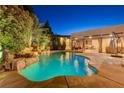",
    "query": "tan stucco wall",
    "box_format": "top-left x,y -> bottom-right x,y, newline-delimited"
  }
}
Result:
65,38 -> 72,50
84,38 -> 111,53
92,39 -> 99,52
59,37 -> 72,50
102,38 -> 111,53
